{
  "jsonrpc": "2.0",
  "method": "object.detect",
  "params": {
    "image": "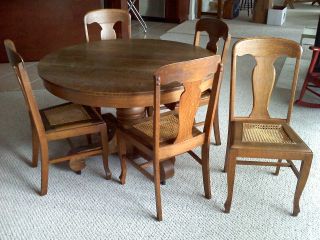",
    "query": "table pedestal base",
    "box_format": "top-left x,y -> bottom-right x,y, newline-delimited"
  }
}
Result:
116,107 -> 175,183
